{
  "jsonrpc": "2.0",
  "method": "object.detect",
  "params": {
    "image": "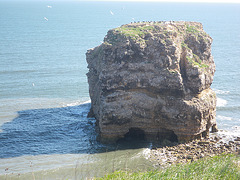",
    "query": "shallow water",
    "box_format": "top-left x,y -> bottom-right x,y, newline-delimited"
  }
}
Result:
0,99 -> 154,179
